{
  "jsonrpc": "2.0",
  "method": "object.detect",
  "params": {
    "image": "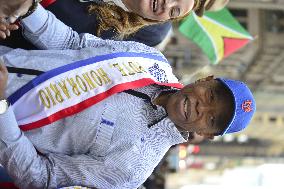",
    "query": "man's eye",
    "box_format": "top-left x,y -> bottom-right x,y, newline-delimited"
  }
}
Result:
208,89 -> 214,103
209,116 -> 215,127
210,90 -> 214,101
